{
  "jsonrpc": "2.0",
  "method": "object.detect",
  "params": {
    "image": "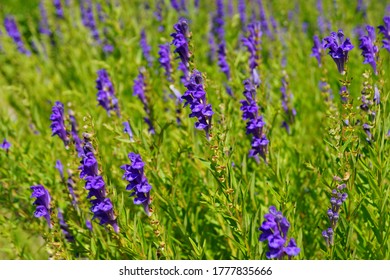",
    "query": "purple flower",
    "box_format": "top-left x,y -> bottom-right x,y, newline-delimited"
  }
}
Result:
39,1 -> 51,35
121,153 -> 153,216
378,16 -> 390,52
311,35 -> 323,67
182,70 -> 214,140
359,25 -> 379,74
96,69 -> 120,117
58,209 -> 74,242
133,70 -> 155,134
79,134 -> 119,232
4,16 -> 31,55
1,139 -> 11,152
257,0 -> 272,38
53,0 -> 64,19
242,22 -> 261,85
81,0 -> 102,45
212,0 -> 225,42
140,29 -> 153,66
55,160 -> 64,180
217,42 -> 230,80
123,121 -> 134,142
171,18 -> 191,71
50,101 -> 70,147
280,72 -> 296,134
31,185 -> 52,228
67,173 -> 78,207
170,0 -> 180,11
238,0 -> 246,31
240,79 -> 268,162
323,30 -> 354,74
154,0 -> 164,31
158,43 -> 173,82
259,206 -> 300,259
